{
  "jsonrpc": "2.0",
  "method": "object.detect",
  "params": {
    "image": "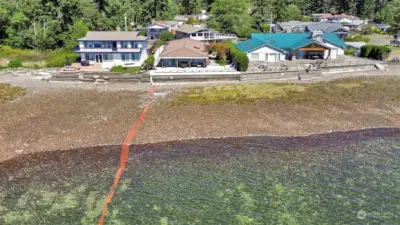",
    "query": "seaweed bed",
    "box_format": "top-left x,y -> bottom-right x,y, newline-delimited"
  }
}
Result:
1,128 -> 400,224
